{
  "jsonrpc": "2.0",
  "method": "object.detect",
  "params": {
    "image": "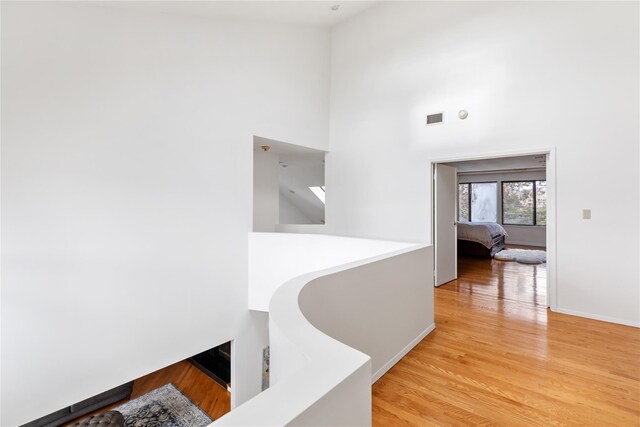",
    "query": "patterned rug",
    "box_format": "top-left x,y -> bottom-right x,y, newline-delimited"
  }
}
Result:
115,383 -> 213,427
